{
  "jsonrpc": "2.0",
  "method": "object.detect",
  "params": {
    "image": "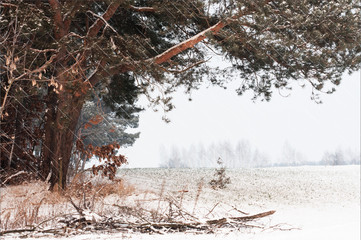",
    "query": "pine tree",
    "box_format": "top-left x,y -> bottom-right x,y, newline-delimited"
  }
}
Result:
1,0 -> 360,190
